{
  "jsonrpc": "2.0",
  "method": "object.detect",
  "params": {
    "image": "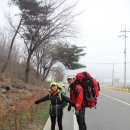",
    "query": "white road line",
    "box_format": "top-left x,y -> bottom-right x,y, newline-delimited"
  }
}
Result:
100,92 -> 130,107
